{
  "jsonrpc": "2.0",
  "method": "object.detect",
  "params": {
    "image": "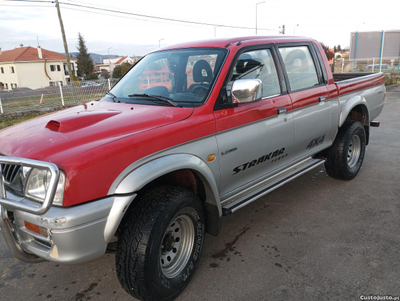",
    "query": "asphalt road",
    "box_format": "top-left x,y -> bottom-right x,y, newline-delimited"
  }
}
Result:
1,85 -> 400,301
